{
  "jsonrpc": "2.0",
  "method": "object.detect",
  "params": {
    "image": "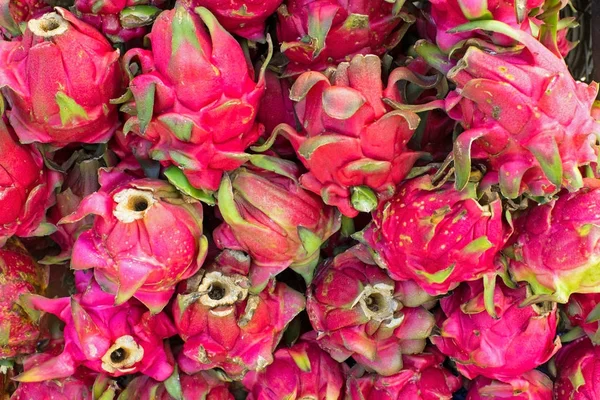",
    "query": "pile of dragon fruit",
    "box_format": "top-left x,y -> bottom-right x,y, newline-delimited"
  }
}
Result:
0,0 -> 599,398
